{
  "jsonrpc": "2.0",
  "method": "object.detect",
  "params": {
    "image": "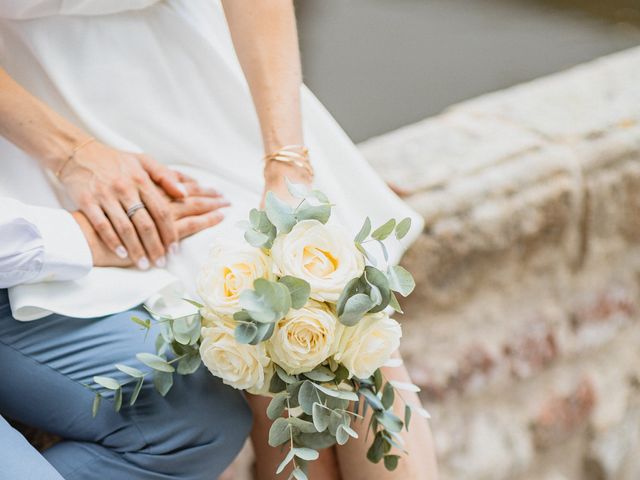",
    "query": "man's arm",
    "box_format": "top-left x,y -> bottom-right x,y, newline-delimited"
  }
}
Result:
0,198 -> 93,288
